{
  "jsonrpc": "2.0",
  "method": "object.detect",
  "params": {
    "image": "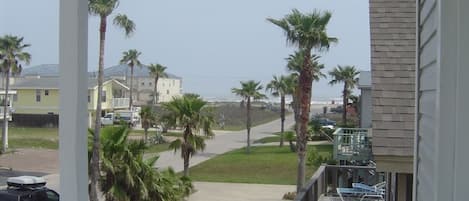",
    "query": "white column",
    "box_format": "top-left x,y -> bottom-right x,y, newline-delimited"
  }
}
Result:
59,0 -> 88,200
